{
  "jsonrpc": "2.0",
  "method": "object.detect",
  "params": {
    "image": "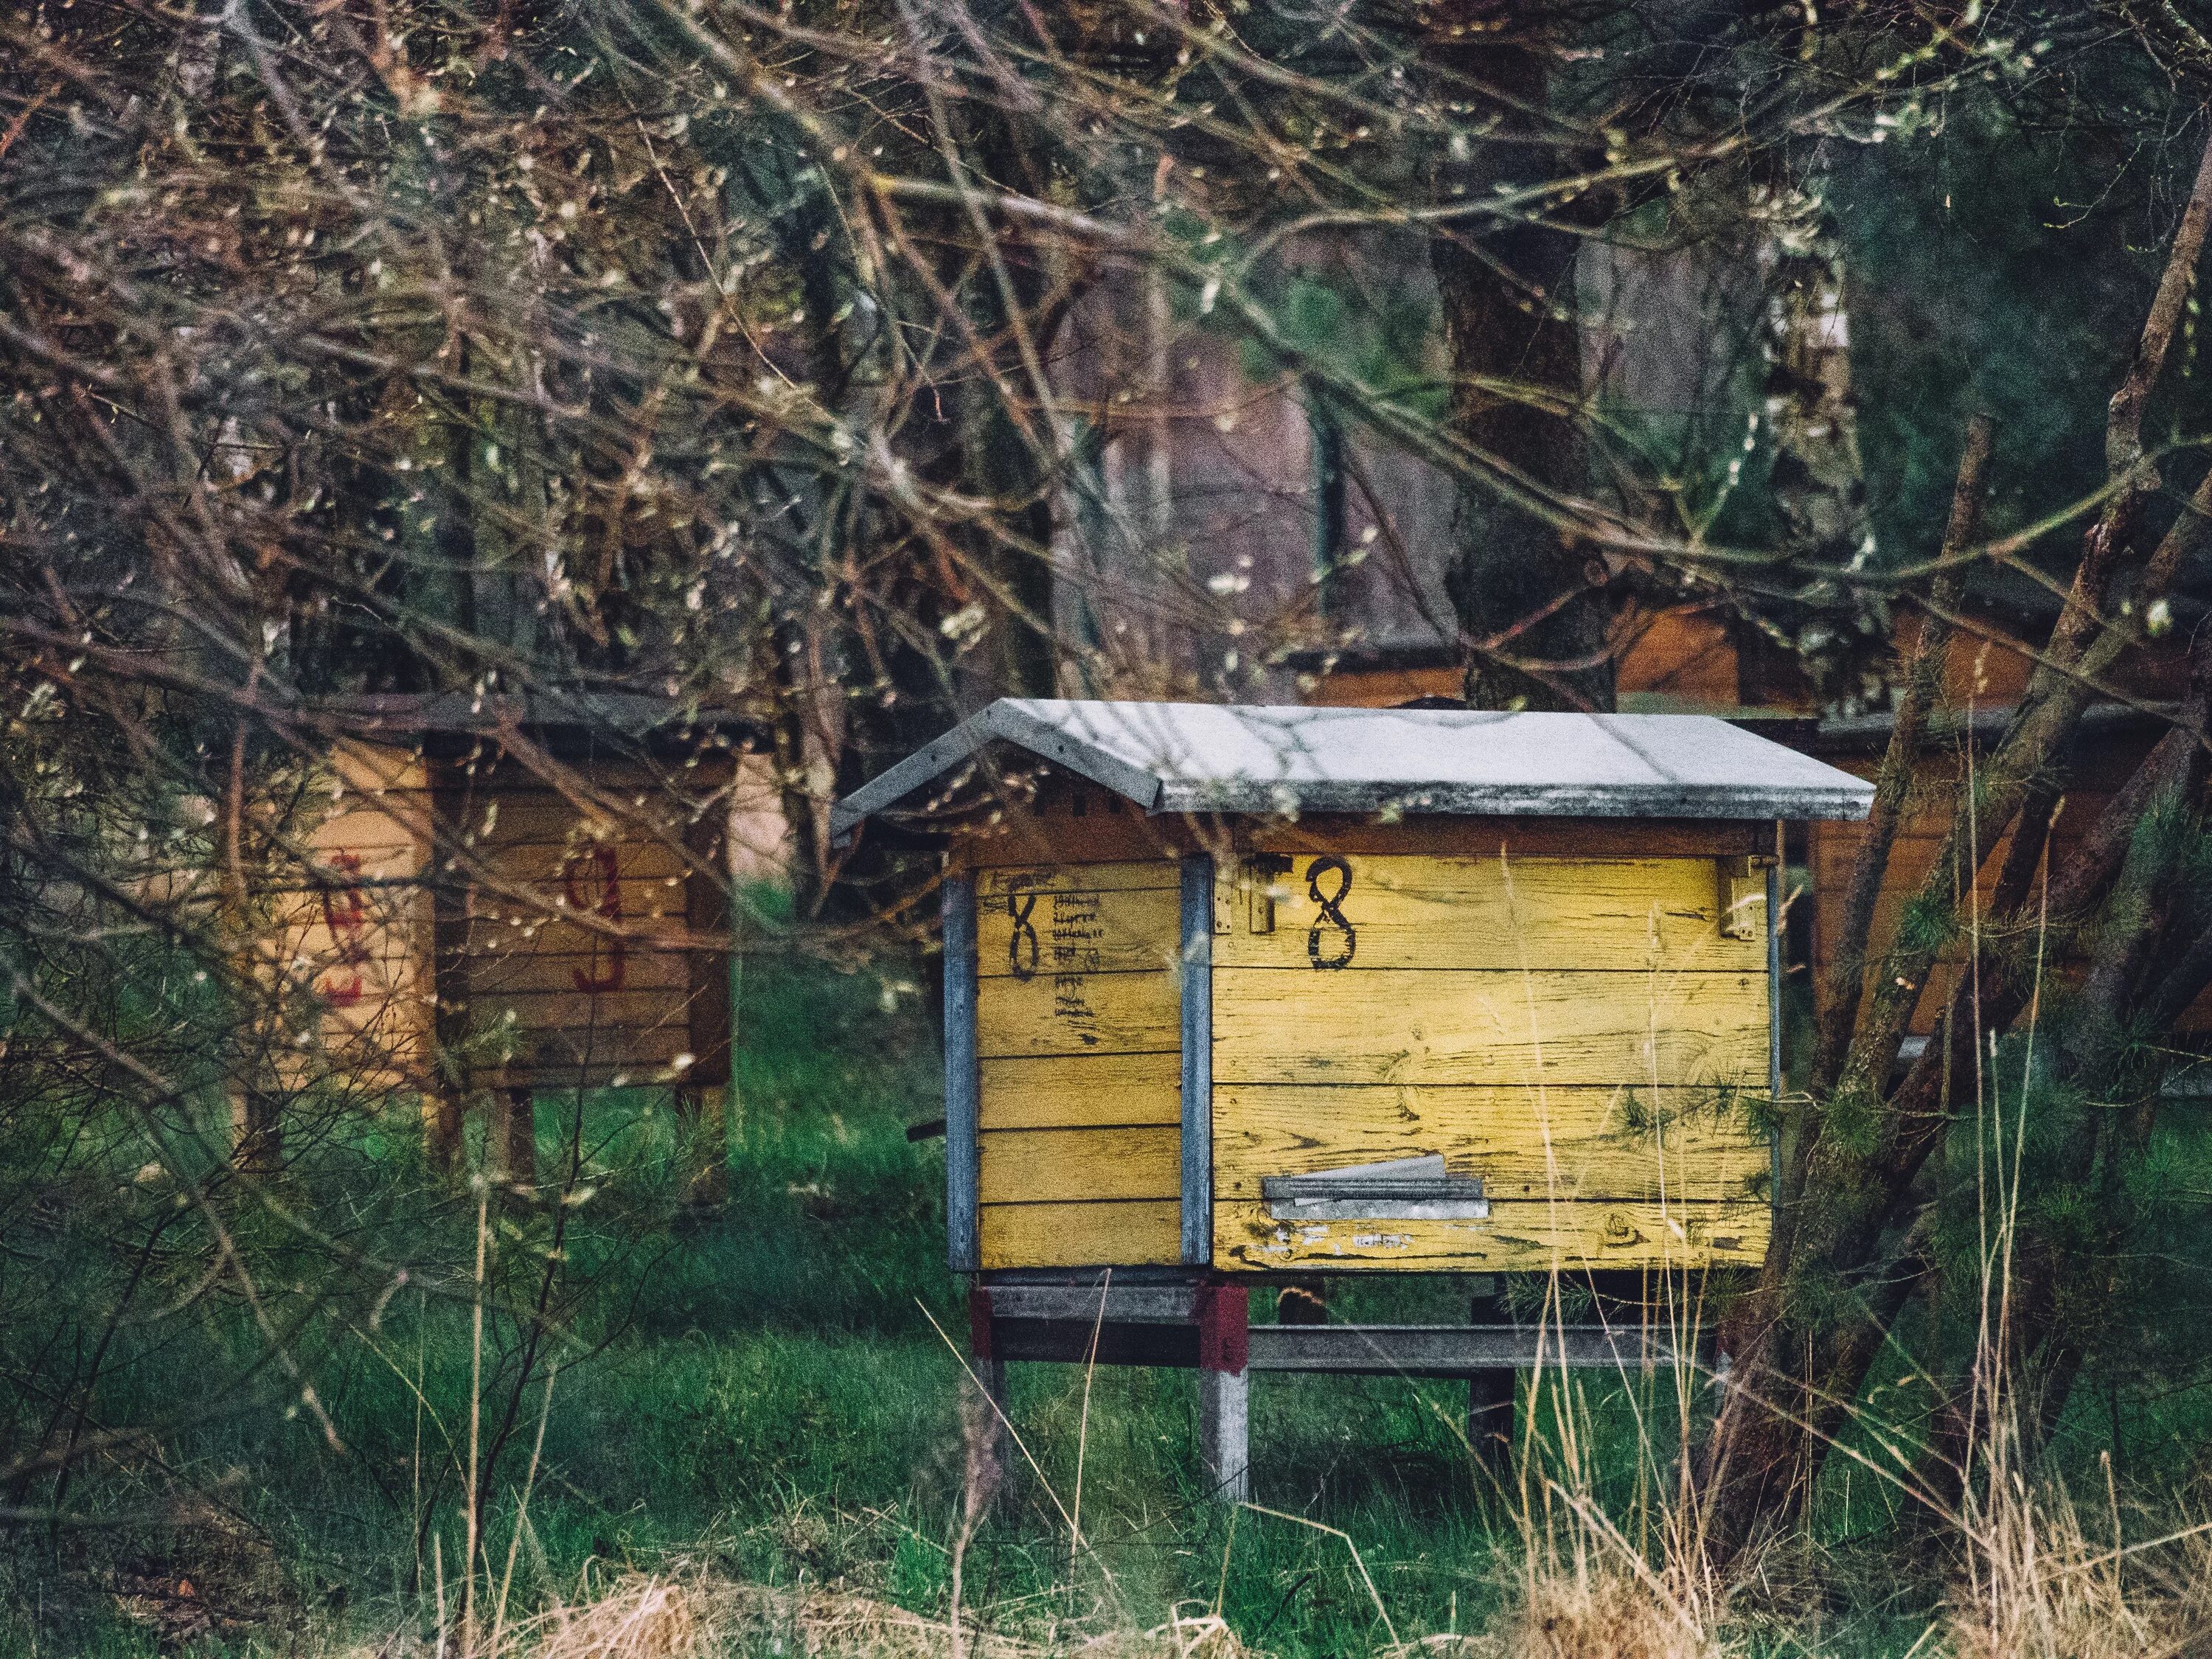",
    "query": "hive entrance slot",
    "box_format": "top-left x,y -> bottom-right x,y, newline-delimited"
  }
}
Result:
1261,1153 -> 1490,1221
